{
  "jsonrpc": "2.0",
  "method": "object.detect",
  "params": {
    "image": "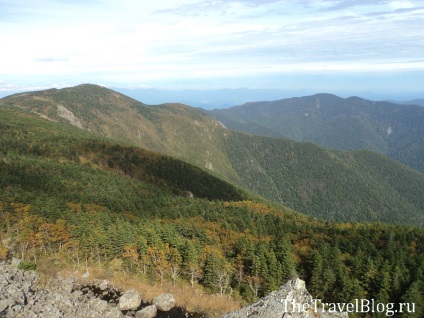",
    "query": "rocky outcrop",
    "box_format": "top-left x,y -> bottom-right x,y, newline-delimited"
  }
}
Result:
152,293 -> 176,311
2,261 -> 344,318
221,278 -> 348,318
0,262 -> 185,318
118,290 -> 142,311
135,305 -> 157,318
0,262 -> 124,317
57,105 -> 83,129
